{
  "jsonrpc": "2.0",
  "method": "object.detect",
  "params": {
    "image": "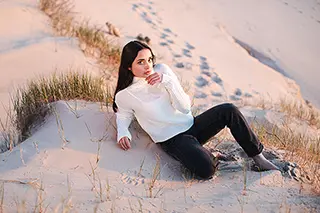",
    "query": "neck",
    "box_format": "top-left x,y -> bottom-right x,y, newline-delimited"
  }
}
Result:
132,69 -> 155,84
133,76 -> 145,84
